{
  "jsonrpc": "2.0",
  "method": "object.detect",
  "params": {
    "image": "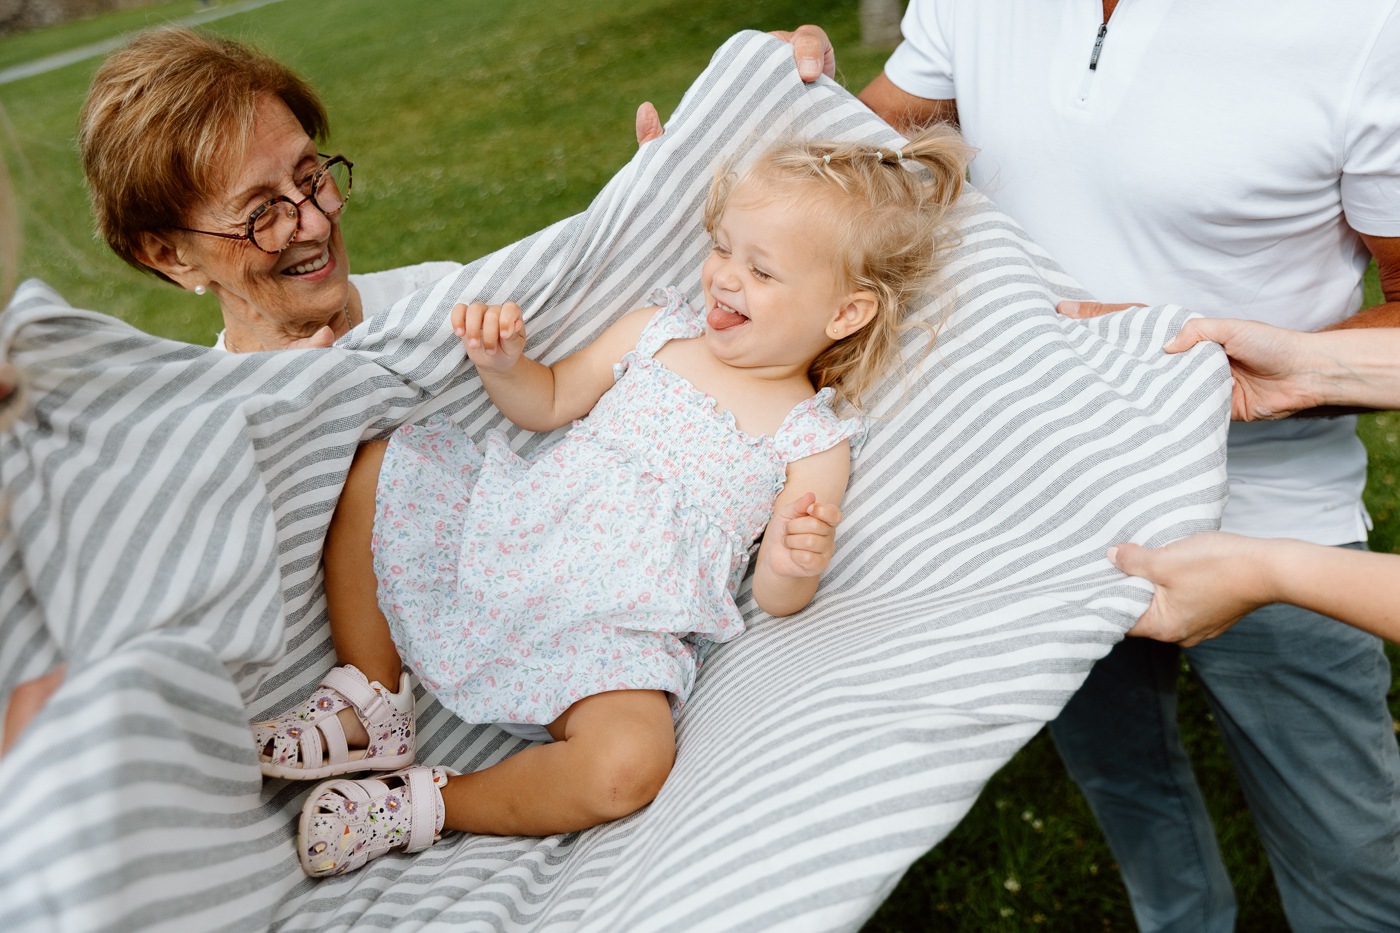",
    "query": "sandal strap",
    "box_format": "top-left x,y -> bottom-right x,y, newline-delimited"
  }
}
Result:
401,767 -> 444,853
321,665 -> 392,725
